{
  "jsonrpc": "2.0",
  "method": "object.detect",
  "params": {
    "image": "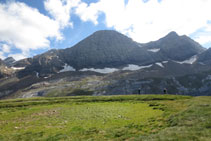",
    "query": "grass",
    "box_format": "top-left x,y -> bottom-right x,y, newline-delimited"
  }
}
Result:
0,95 -> 210,140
